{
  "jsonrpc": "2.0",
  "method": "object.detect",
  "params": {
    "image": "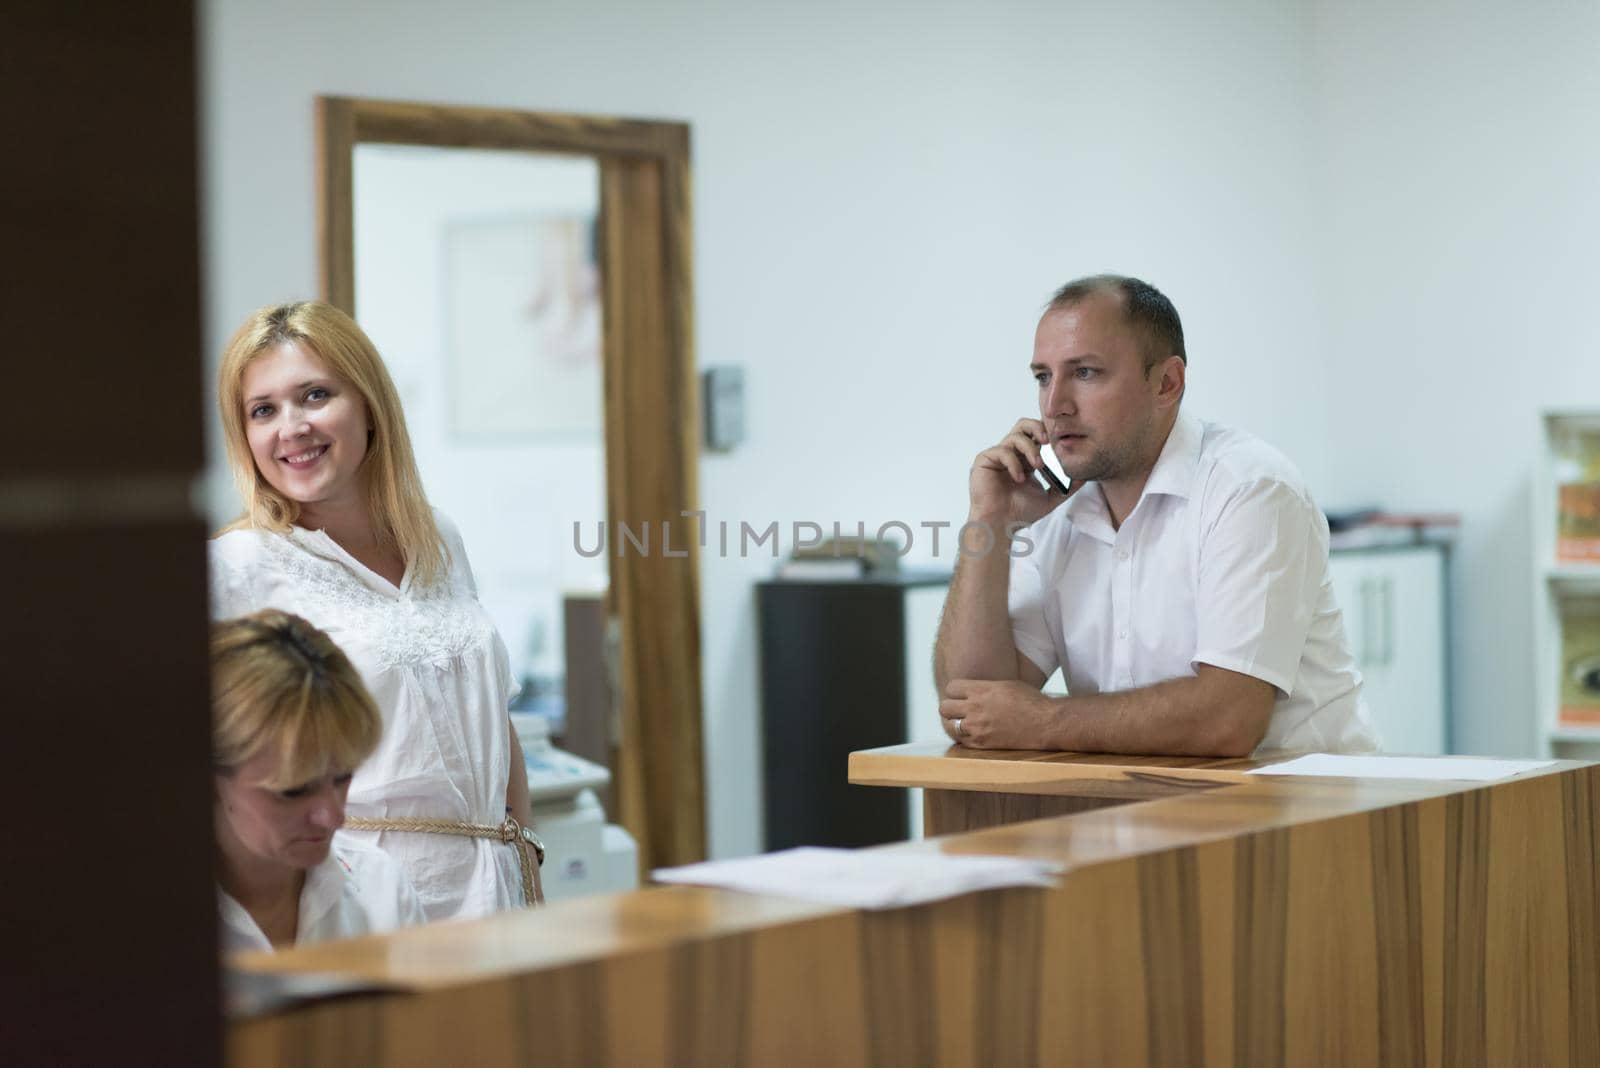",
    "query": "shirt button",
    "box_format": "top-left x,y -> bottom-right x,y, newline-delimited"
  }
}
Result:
1116,548 -> 1129,560
1118,628 -> 1128,639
